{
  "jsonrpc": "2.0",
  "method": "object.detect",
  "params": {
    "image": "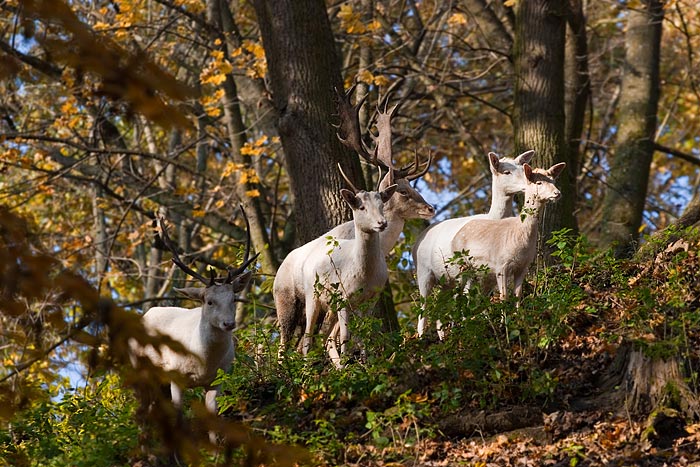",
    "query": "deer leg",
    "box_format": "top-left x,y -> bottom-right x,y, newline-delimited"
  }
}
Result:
302,295 -> 320,356
338,307 -> 350,355
325,320 -> 343,369
205,387 -> 219,444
